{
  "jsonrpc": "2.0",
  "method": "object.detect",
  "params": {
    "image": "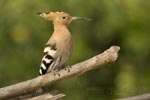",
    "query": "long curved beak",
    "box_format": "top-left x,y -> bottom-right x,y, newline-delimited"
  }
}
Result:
71,17 -> 92,21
